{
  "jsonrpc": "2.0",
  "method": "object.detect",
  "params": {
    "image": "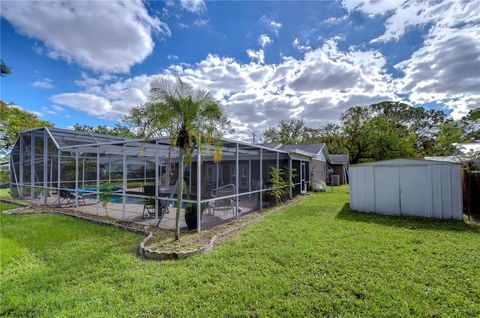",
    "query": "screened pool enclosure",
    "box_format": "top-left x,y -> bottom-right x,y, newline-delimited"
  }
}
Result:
10,127 -> 311,231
